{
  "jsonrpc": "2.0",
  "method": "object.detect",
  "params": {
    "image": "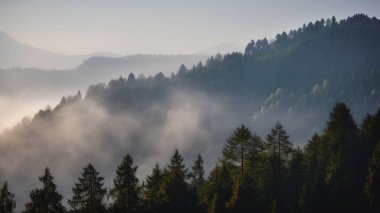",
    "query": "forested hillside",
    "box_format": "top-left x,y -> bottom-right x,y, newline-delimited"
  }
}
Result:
1,14 -> 380,212
84,14 -> 380,140
2,103 -> 380,212
177,14 -> 380,118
